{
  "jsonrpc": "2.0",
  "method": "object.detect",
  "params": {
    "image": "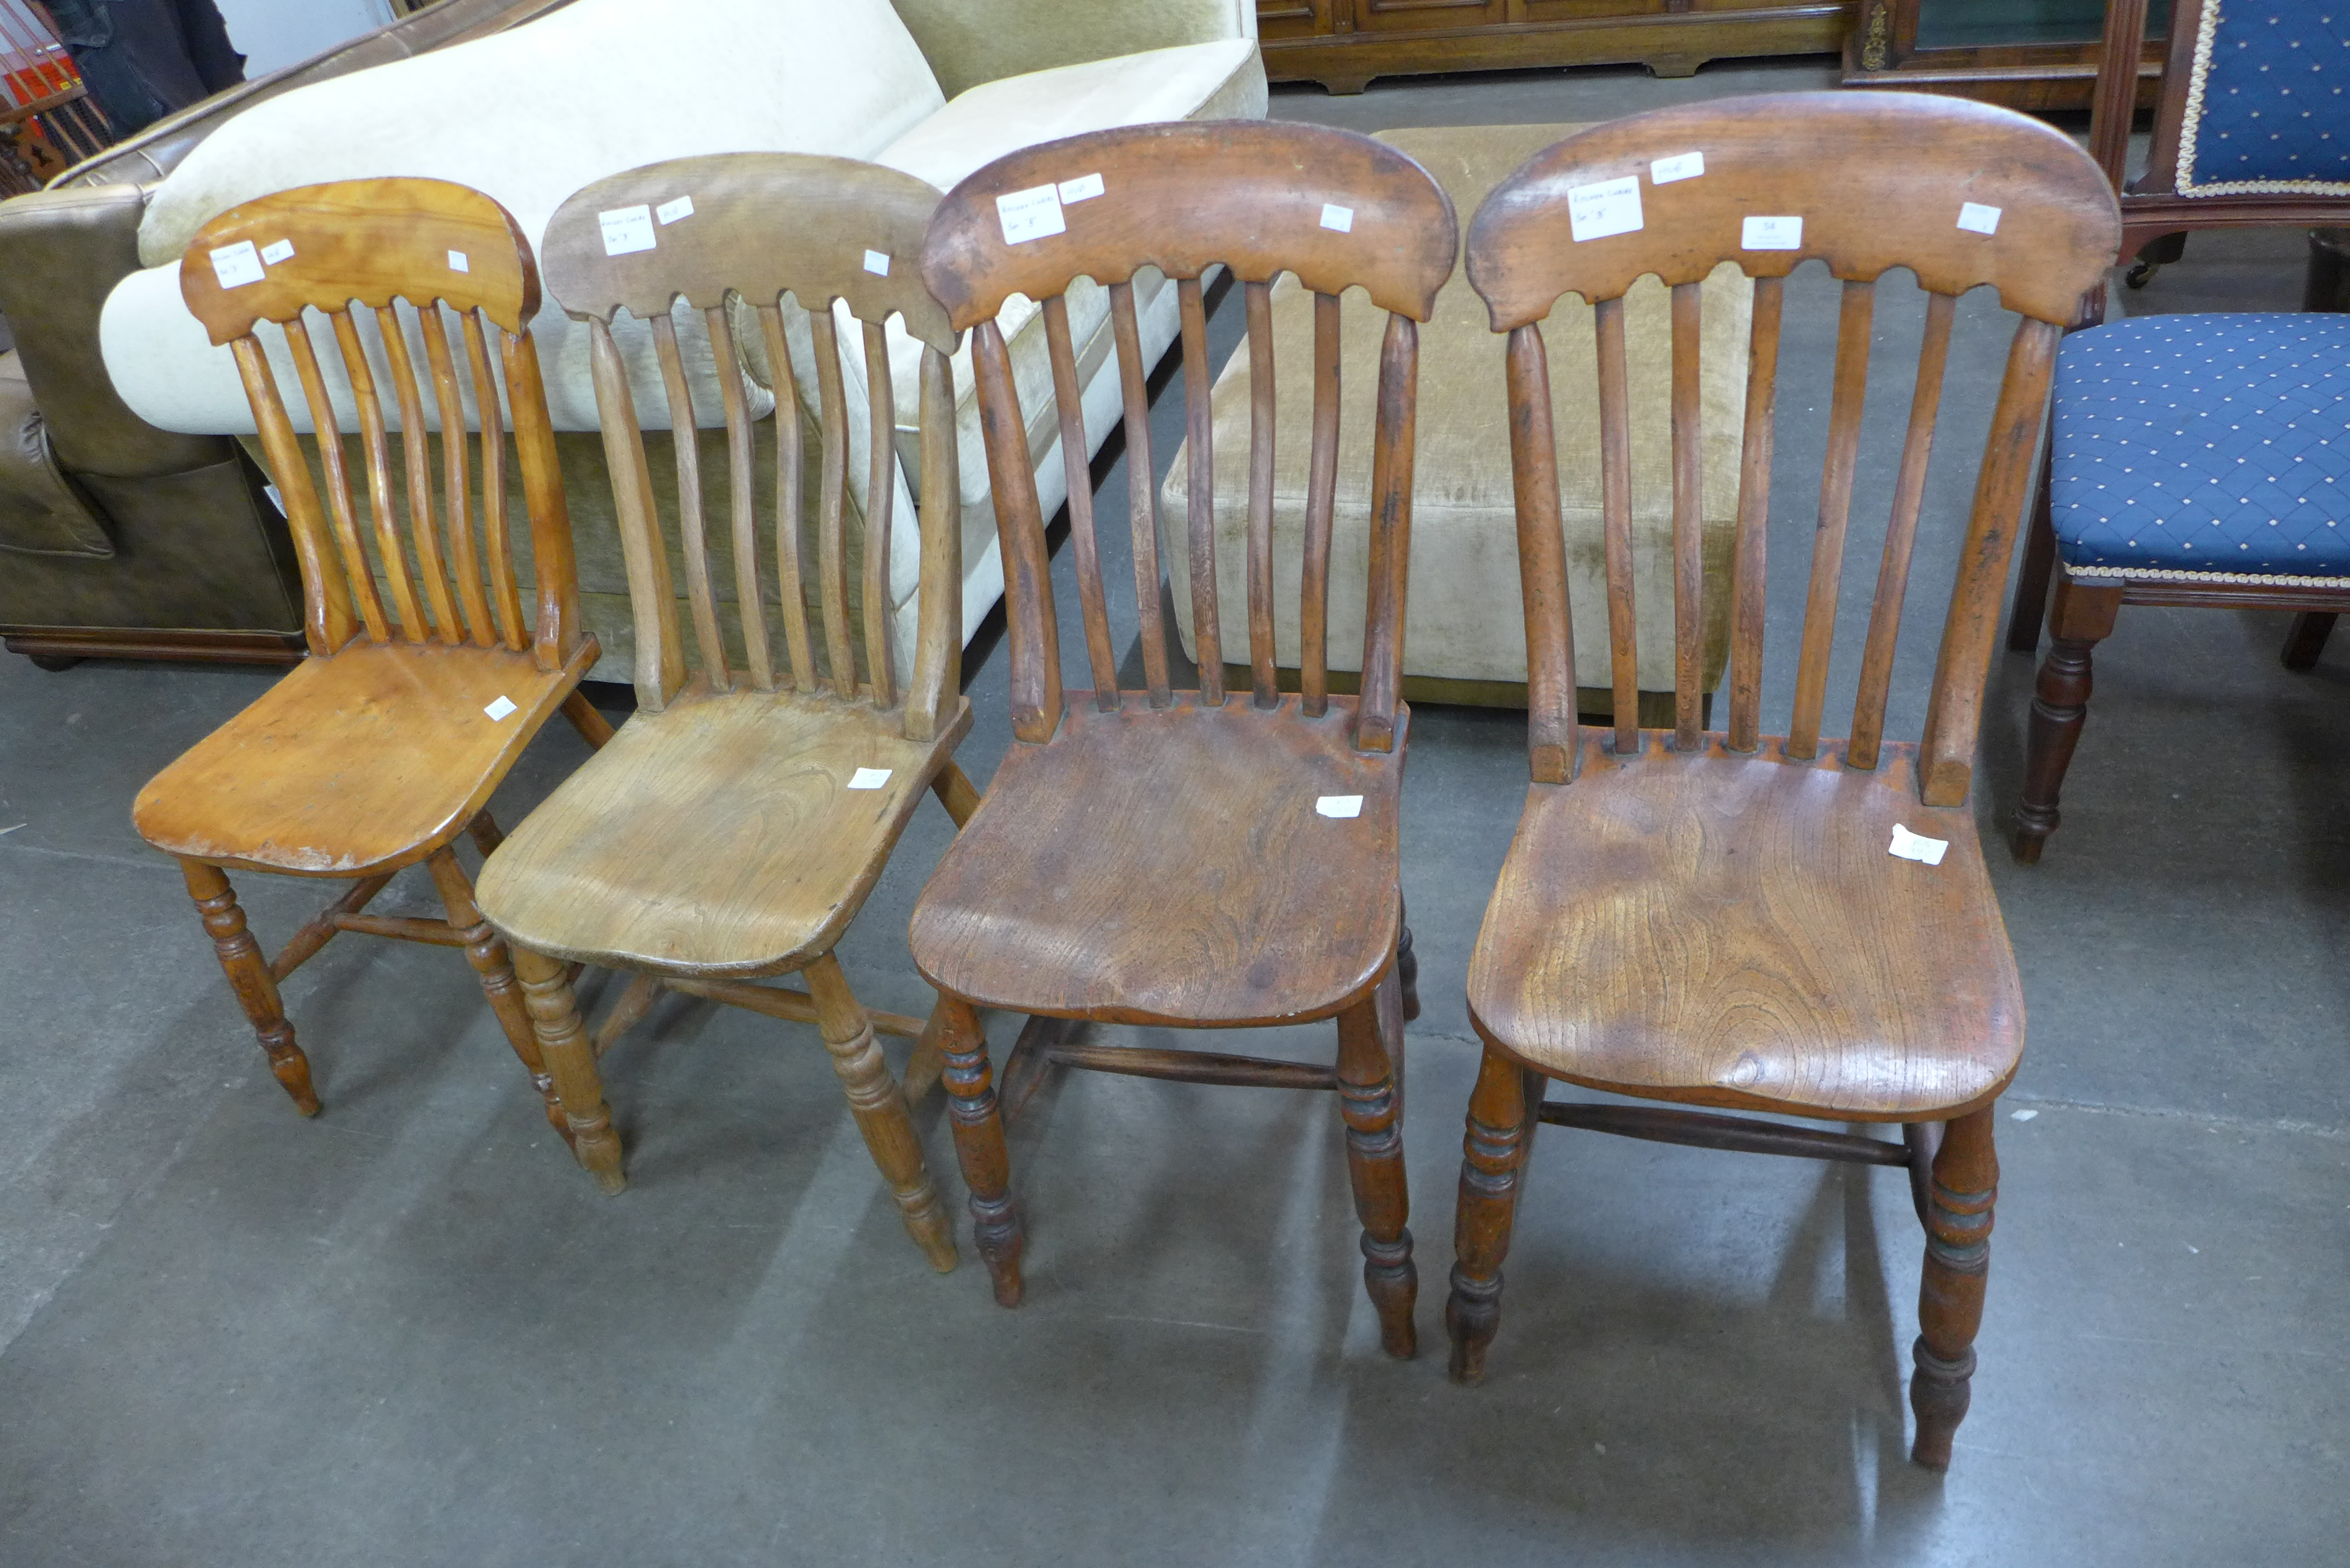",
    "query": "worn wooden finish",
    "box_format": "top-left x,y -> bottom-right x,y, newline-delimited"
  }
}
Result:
1911,1105 -> 1998,1467
1451,98 -> 2115,1460
1045,294 -> 1121,706
913,123 -> 1454,1332
485,153 -> 980,1242
937,998 -> 1024,1307
141,178 -> 610,1186
1594,297 -> 1640,756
